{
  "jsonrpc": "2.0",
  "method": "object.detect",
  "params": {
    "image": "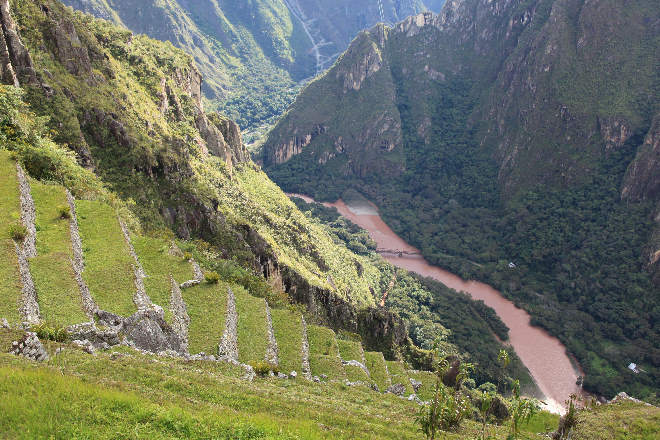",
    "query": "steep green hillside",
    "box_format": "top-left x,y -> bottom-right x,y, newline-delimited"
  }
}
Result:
263,2 -> 660,401
60,0 -> 445,139
0,0 -> 477,377
1,0 -> 409,348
